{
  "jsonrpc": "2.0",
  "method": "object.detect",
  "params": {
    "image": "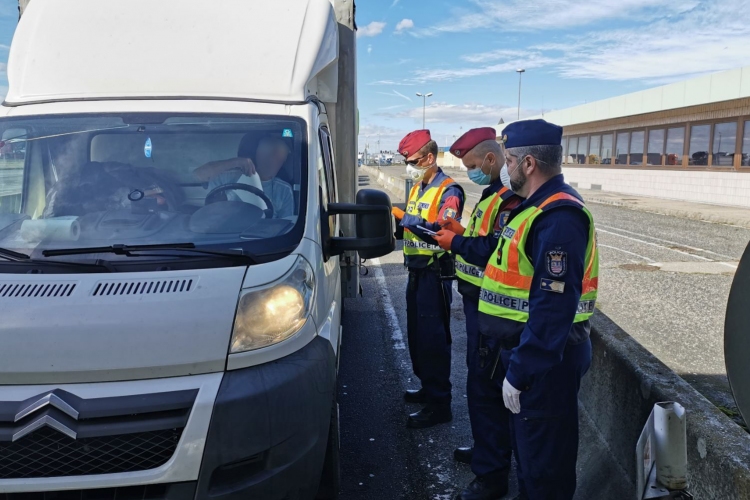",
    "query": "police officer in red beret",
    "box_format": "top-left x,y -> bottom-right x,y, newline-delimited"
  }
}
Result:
476,119 -> 599,500
391,130 -> 465,428
432,128 -> 522,499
